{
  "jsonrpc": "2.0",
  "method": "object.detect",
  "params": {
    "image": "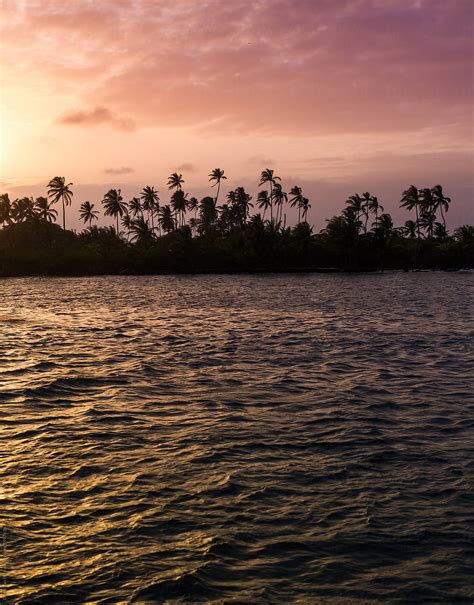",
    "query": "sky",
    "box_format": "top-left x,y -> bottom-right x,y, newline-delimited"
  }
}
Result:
0,0 -> 473,230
